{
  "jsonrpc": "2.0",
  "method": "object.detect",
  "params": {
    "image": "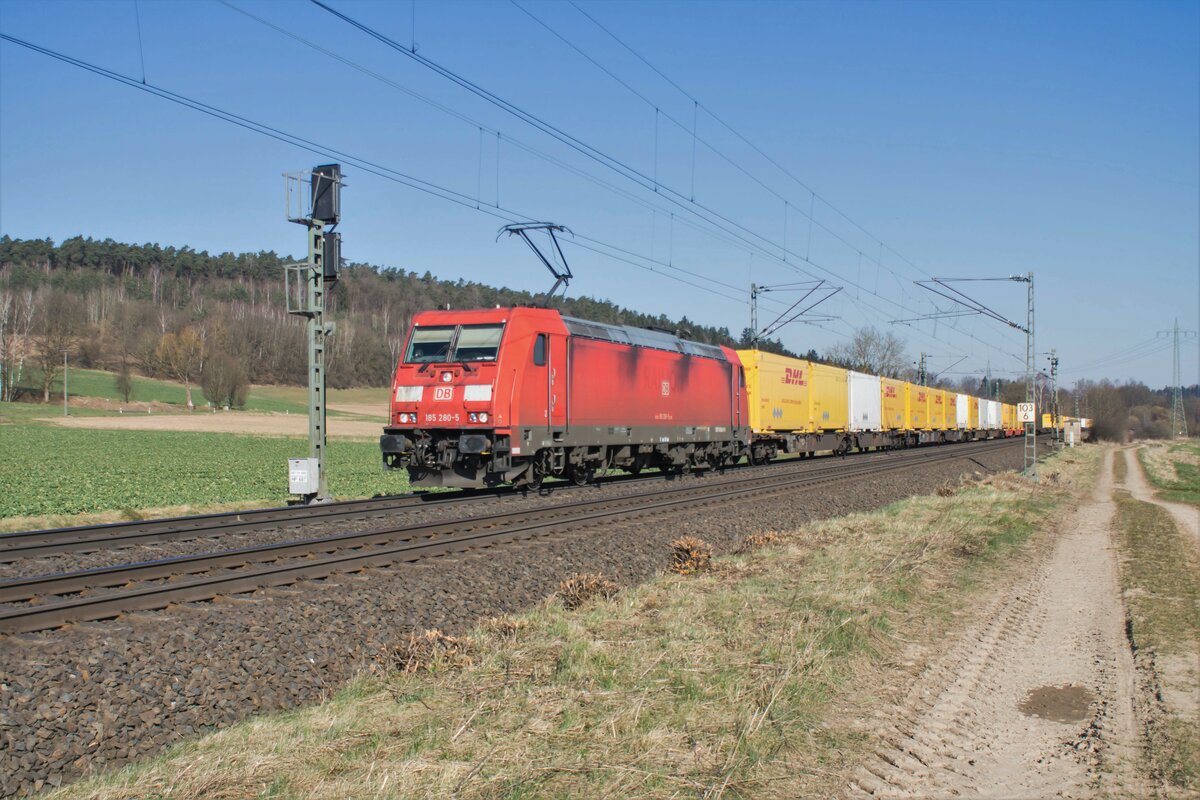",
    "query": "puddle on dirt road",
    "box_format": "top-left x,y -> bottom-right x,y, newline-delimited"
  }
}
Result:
1019,684 -> 1096,724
